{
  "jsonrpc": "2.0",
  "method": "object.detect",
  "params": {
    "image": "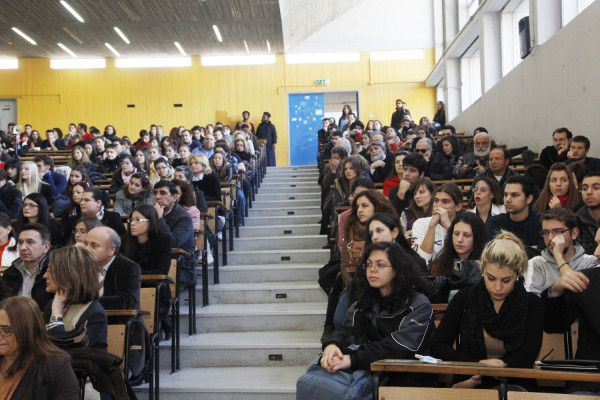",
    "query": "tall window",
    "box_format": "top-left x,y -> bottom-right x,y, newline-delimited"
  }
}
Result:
461,46 -> 481,111
501,0 -> 529,76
